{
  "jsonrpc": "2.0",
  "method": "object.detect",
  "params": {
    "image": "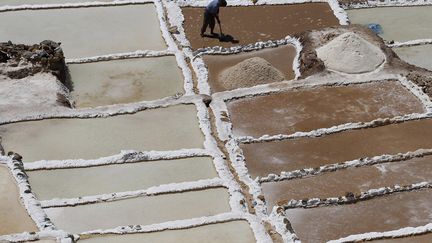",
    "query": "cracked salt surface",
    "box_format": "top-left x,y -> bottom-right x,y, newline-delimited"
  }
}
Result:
68,56 -> 184,107
80,220 -> 255,243
0,4 -> 166,58
0,165 -> 38,235
228,80 -> 424,137
286,190 -> 432,243
262,155 -> 432,210
28,157 -> 218,200
0,105 -> 204,161
44,188 -> 231,234
347,6 -> 432,42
